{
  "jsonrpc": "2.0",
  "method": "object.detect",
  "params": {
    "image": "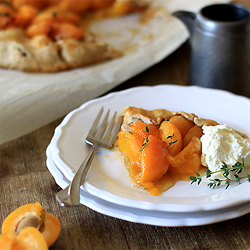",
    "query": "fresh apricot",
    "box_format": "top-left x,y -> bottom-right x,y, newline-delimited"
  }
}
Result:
159,120 -> 183,156
167,137 -> 202,176
129,122 -> 161,140
169,115 -> 195,138
183,125 -> 203,148
0,227 -> 48,250
0,233 -> 14,250
1,202 -> 61,247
